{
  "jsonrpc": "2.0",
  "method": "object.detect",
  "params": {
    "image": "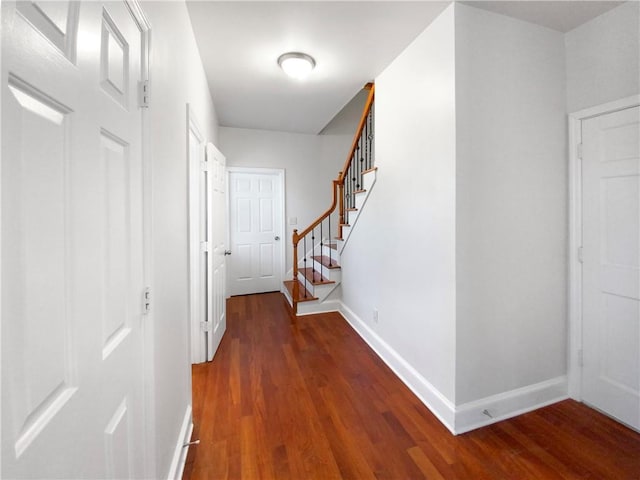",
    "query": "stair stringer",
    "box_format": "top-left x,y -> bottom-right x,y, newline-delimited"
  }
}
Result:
339,168 -> 377,254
